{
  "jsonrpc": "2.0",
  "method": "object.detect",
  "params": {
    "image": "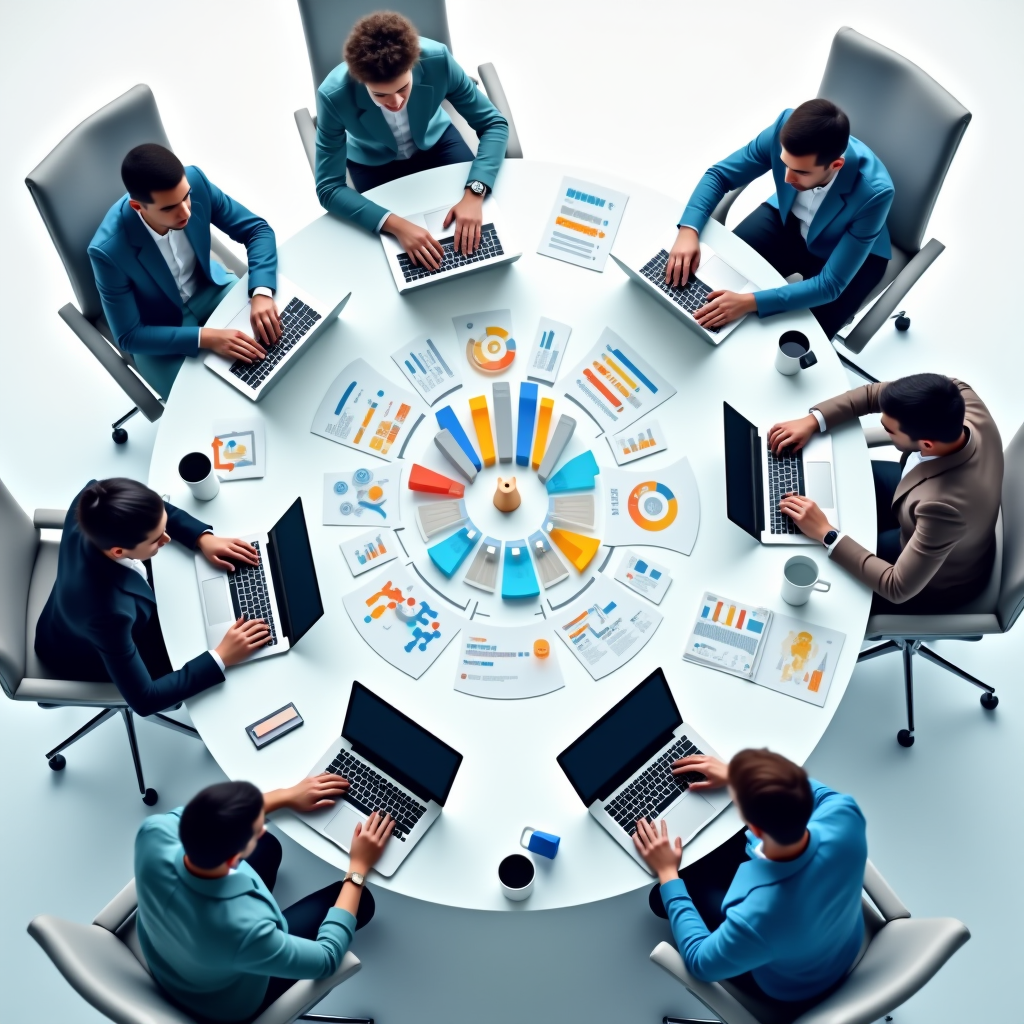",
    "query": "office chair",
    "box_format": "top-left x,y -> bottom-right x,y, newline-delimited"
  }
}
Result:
29,880 -> 364,1024
651,859 -> 969,1024
854,418 -> 1024,746
711,27 -> 971,382
25,84 -> 247,444
0,476 -> 199,804
293,0 -> 523,177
